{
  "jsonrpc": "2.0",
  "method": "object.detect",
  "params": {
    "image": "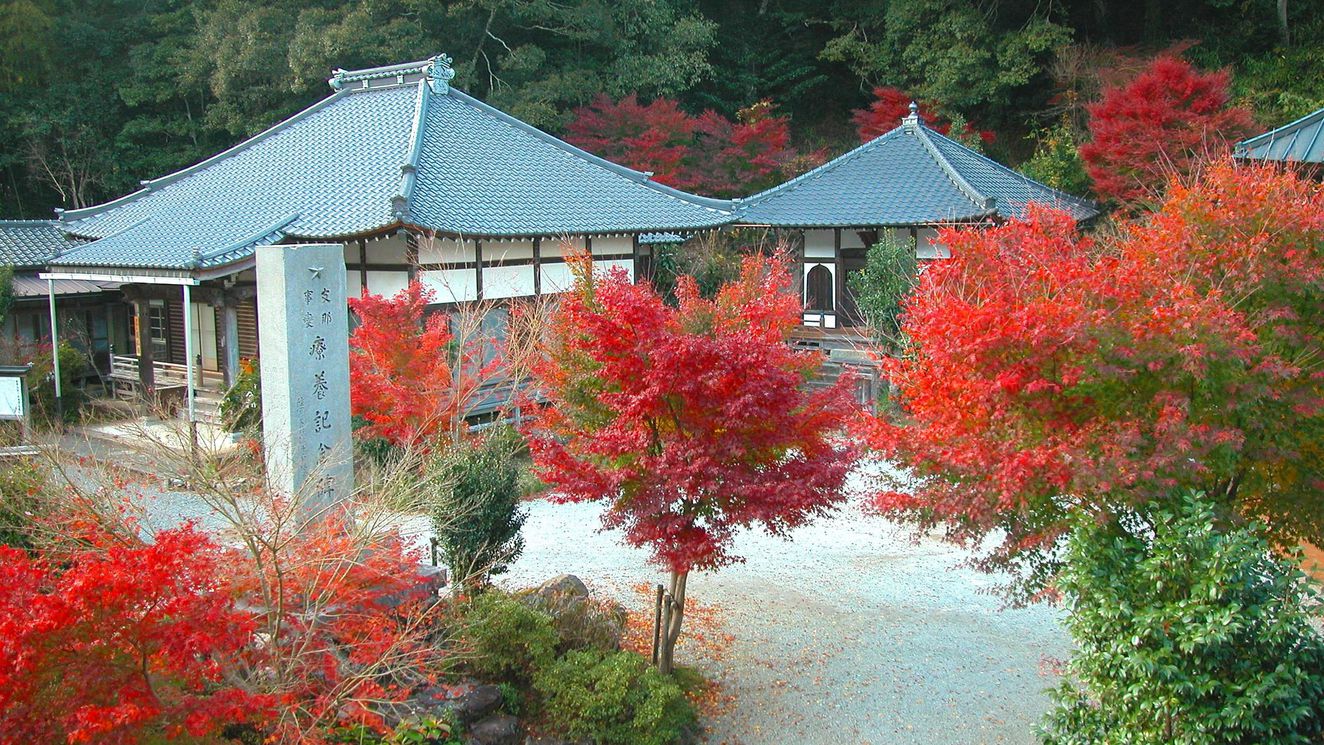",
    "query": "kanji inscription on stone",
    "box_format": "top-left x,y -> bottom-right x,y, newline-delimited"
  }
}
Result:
257,243 -> 353,515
